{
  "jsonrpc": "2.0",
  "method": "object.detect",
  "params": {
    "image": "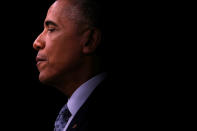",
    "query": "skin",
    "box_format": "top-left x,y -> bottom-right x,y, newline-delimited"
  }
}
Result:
33,0 -> 101,97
